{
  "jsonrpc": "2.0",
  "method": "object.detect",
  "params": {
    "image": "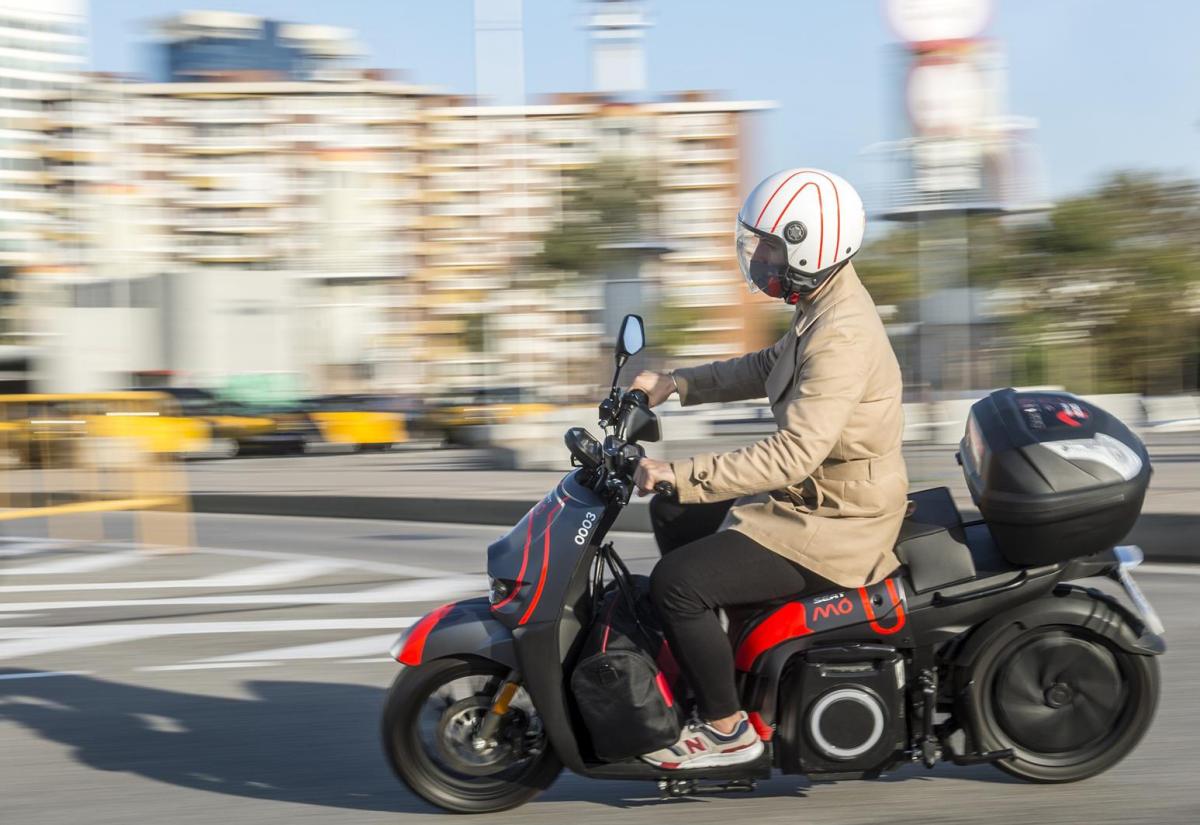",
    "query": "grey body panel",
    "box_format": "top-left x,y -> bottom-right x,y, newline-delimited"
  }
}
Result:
396,597 -> 518,670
